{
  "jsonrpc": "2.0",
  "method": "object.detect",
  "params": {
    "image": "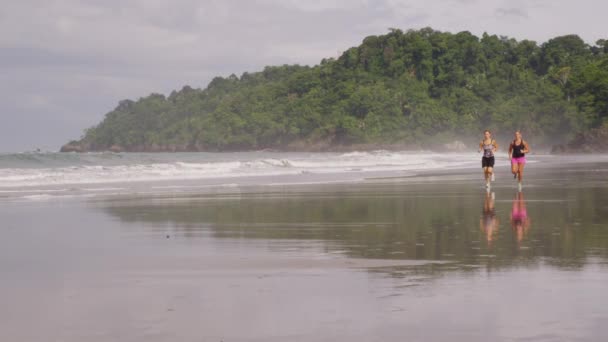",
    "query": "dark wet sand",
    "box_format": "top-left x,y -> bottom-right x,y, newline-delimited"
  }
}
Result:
2,159 -> 608,341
